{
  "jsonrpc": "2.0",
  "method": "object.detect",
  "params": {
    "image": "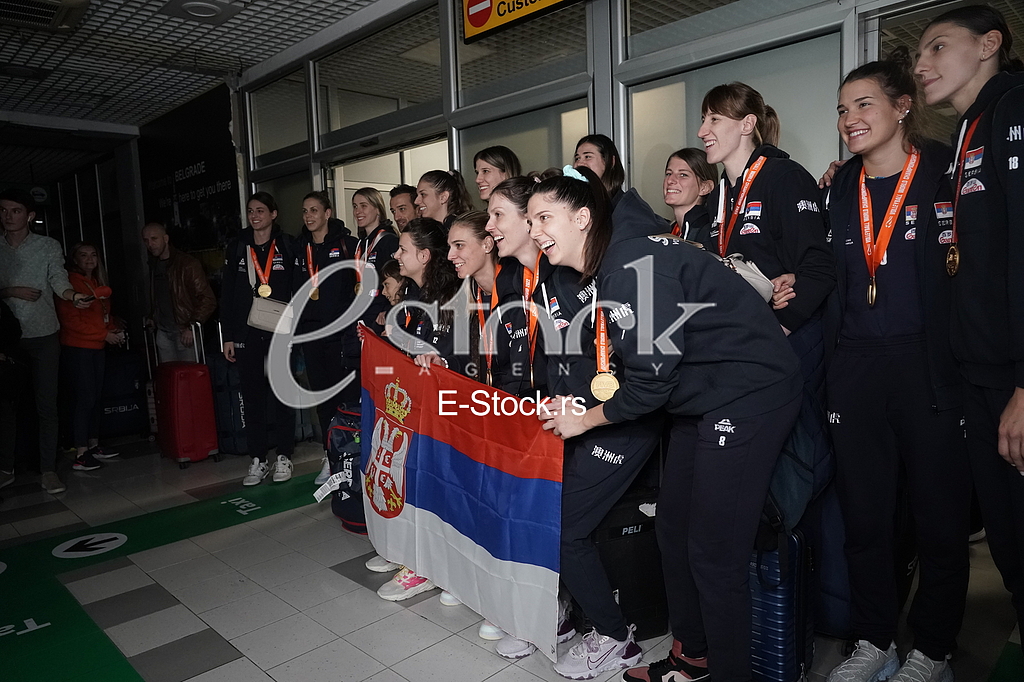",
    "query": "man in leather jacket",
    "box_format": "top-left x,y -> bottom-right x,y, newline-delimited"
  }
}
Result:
142,222 -> 216,362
